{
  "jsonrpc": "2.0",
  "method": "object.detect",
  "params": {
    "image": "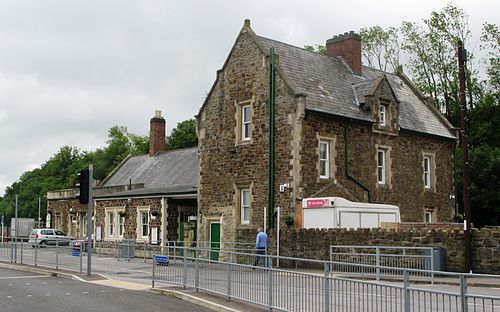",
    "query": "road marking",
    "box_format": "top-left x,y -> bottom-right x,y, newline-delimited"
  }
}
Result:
46,294 -> 51,296
7,296 -> 12,299
0,276 -> 50,280
25,283 -> 30,285
83,291 -> 88,294
65,293 -> 70,295
119,268 -> 150,274
101,290 -> 106,293
27,295 -> 32,297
